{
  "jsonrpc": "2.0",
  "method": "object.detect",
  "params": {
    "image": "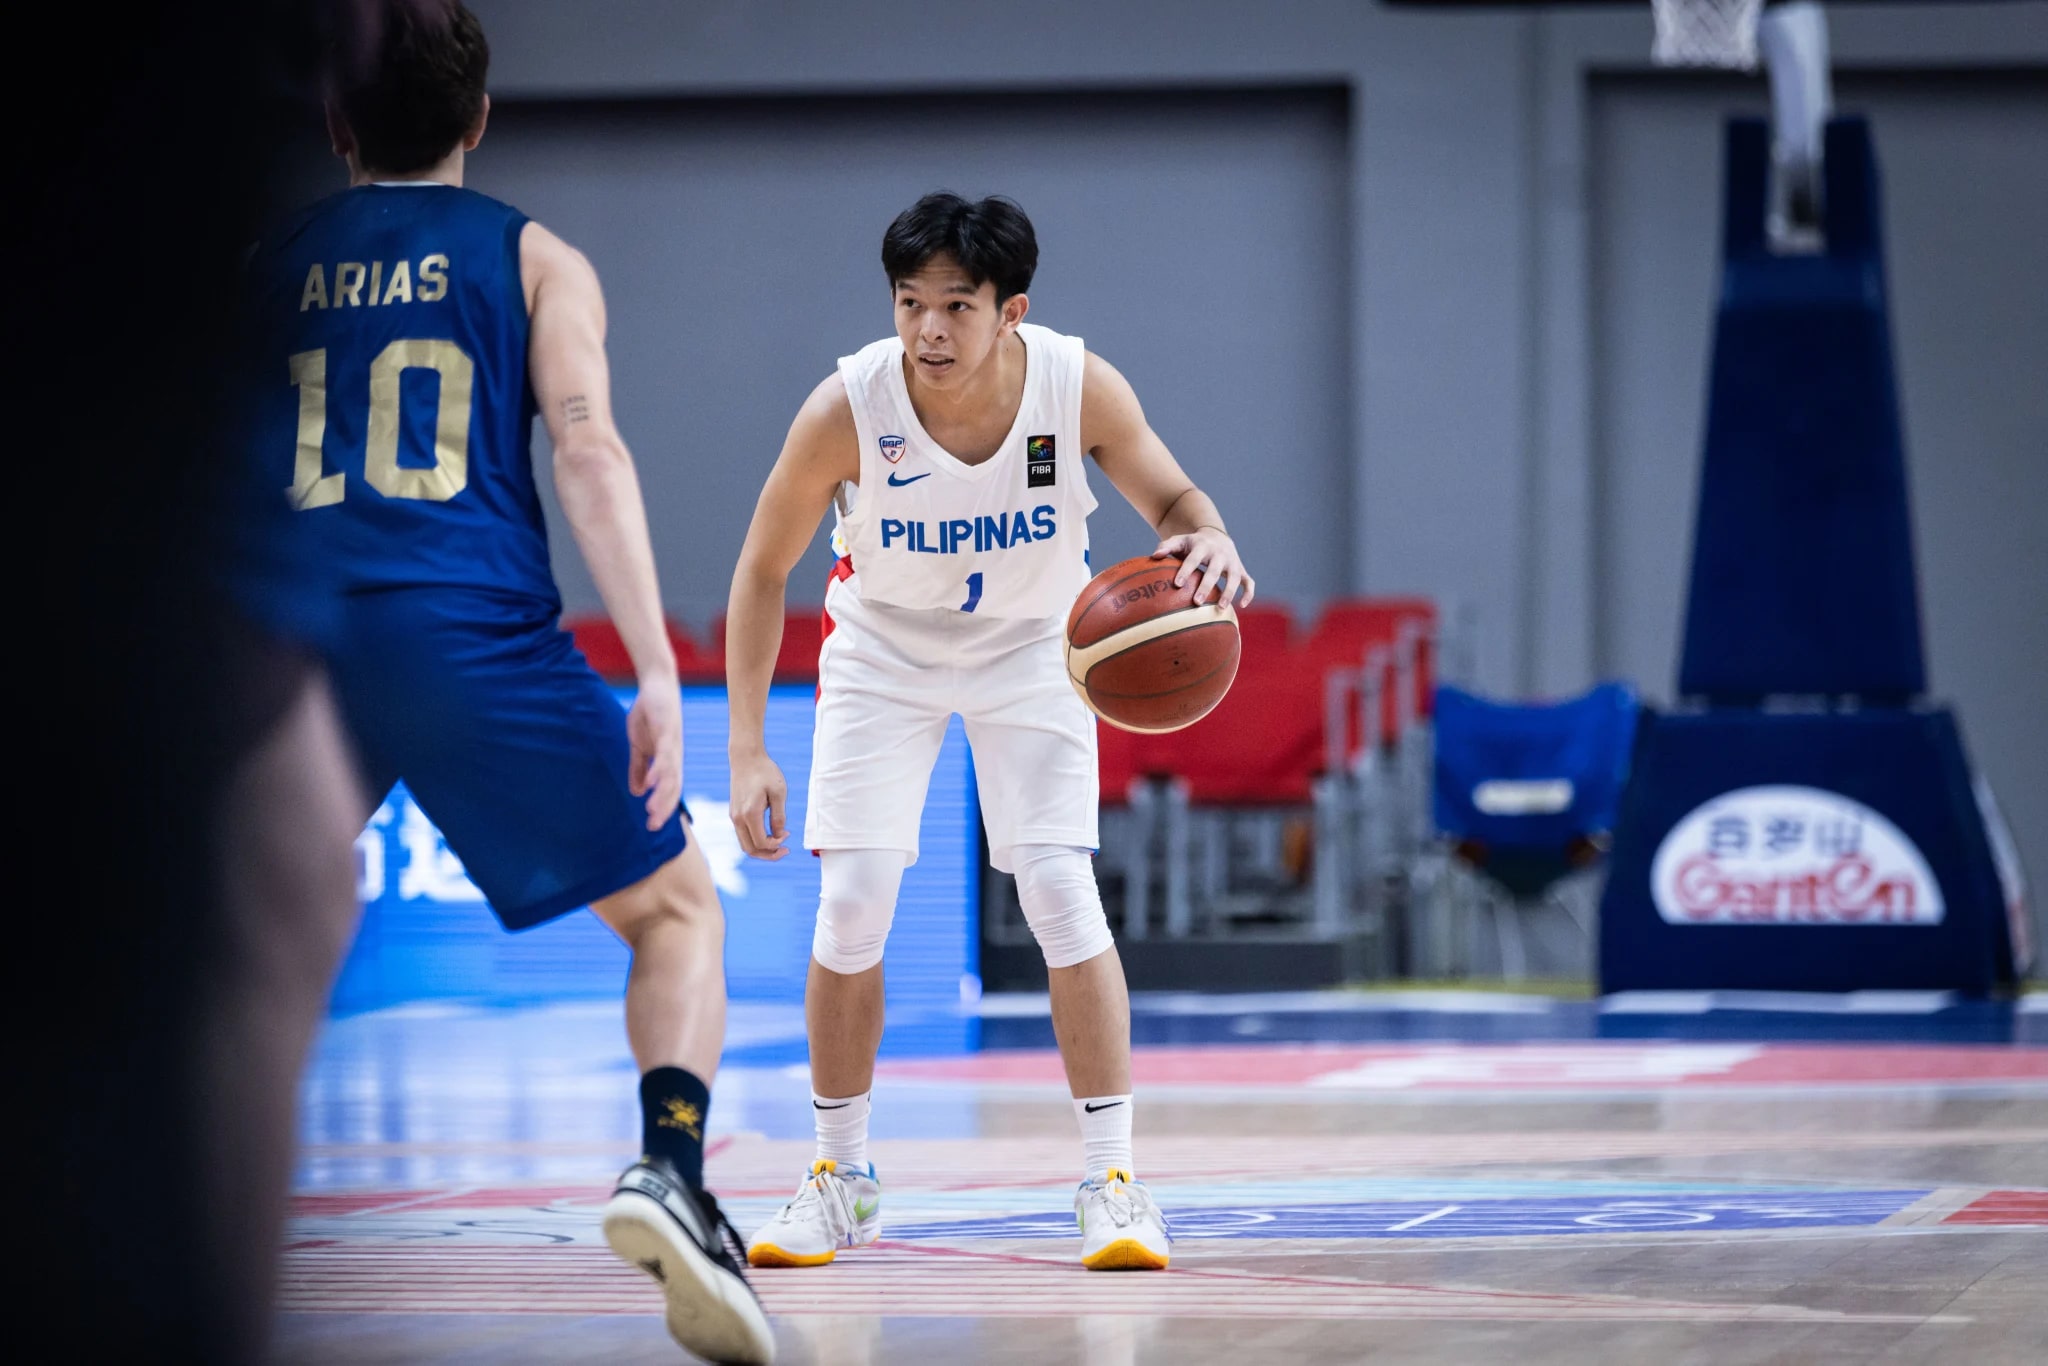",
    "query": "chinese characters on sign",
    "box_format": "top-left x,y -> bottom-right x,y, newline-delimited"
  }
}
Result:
1650,786 -> 1944,926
